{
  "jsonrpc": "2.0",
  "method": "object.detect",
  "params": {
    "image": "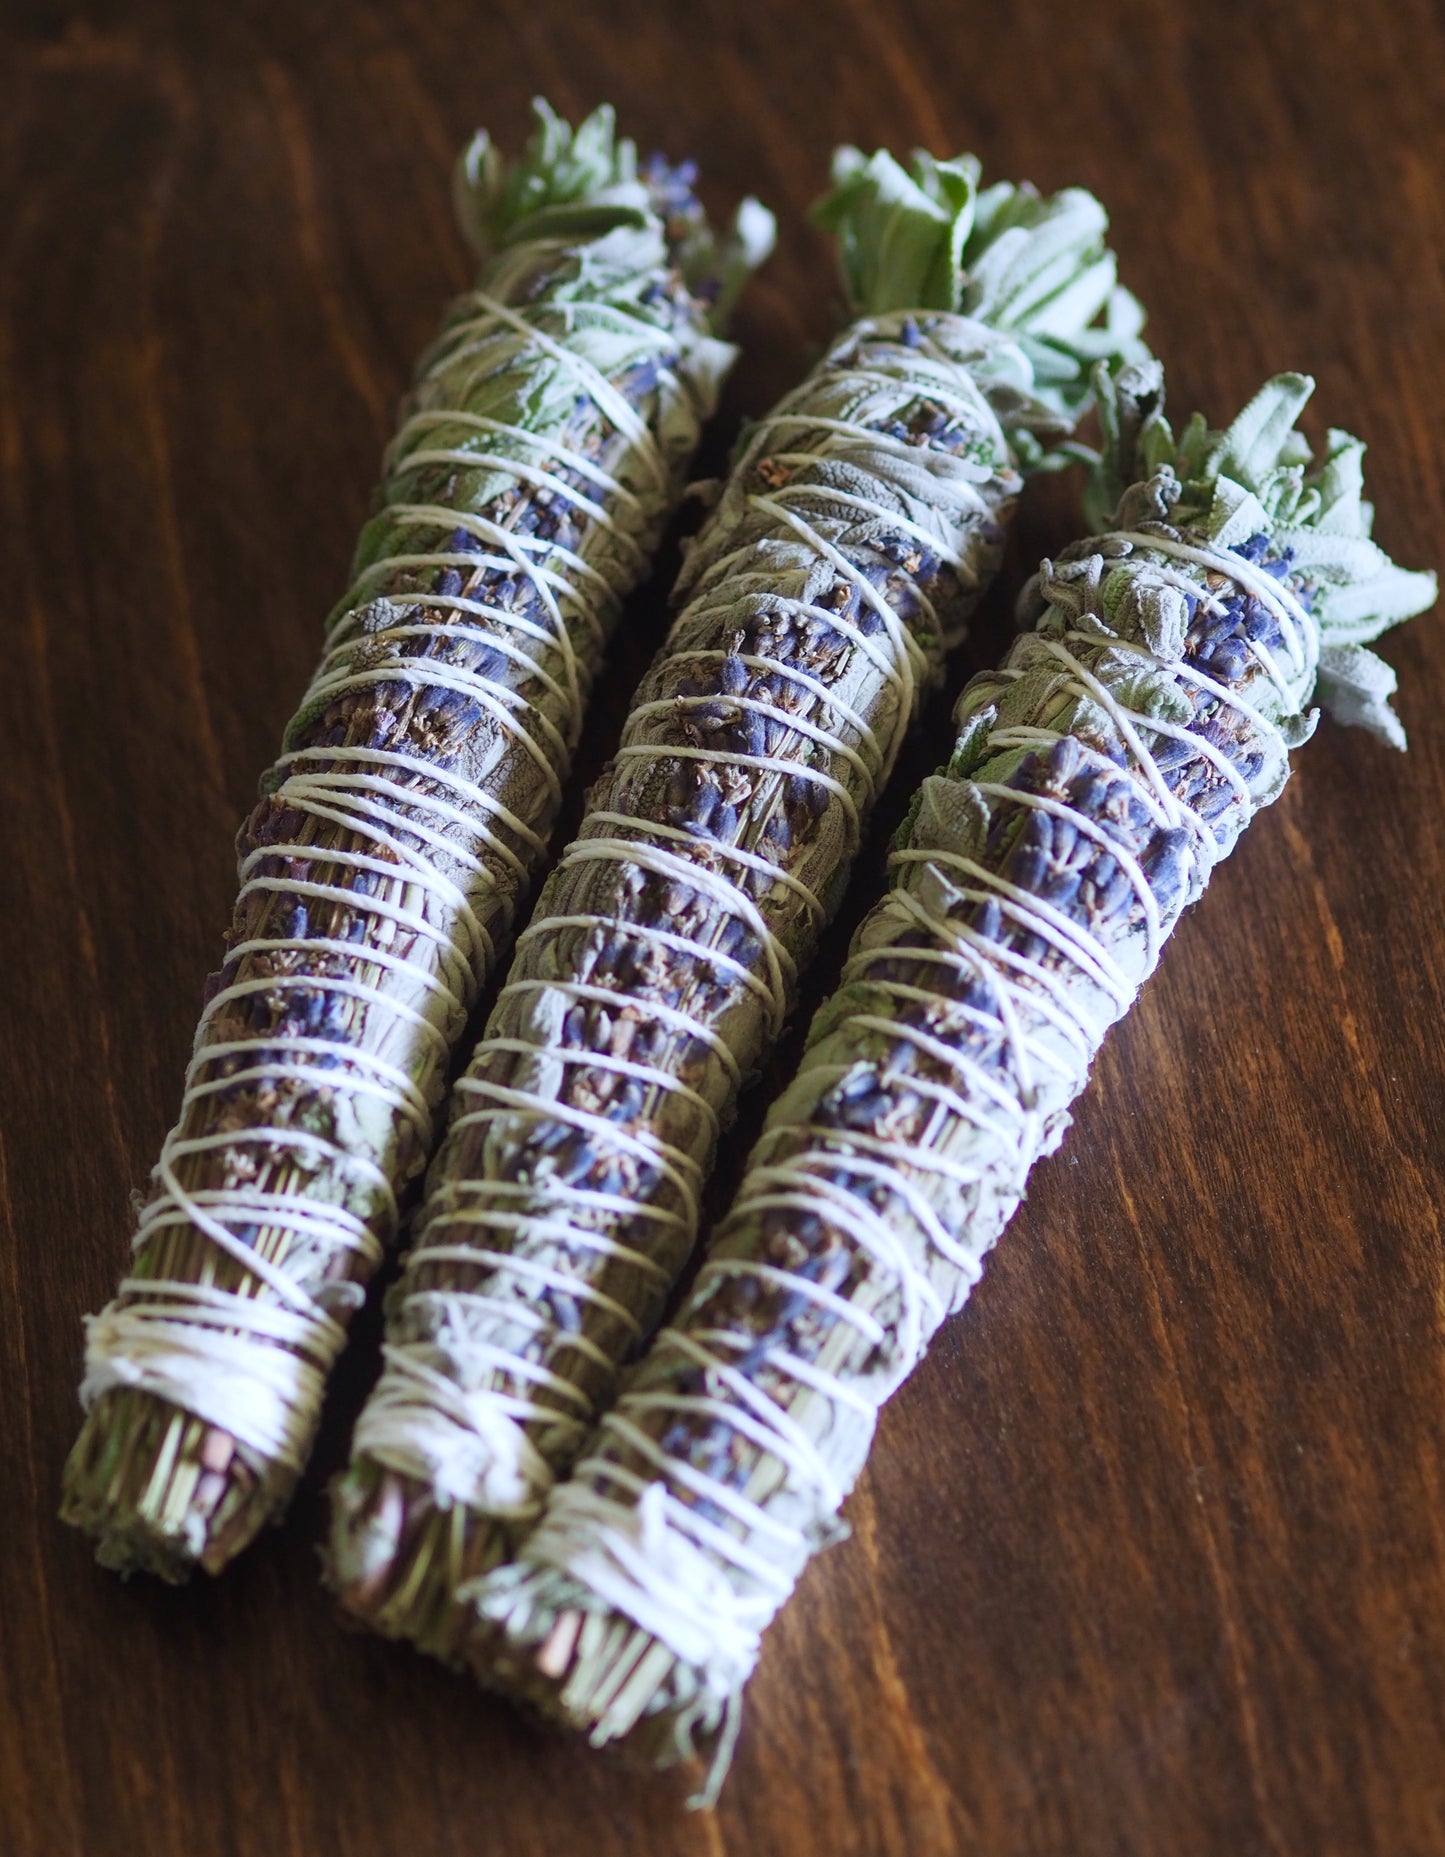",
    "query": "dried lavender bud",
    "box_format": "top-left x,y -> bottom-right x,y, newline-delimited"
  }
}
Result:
327,146 -> 1146,1659
61,100 -> 774,1581
465,361 -> 1435,1800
